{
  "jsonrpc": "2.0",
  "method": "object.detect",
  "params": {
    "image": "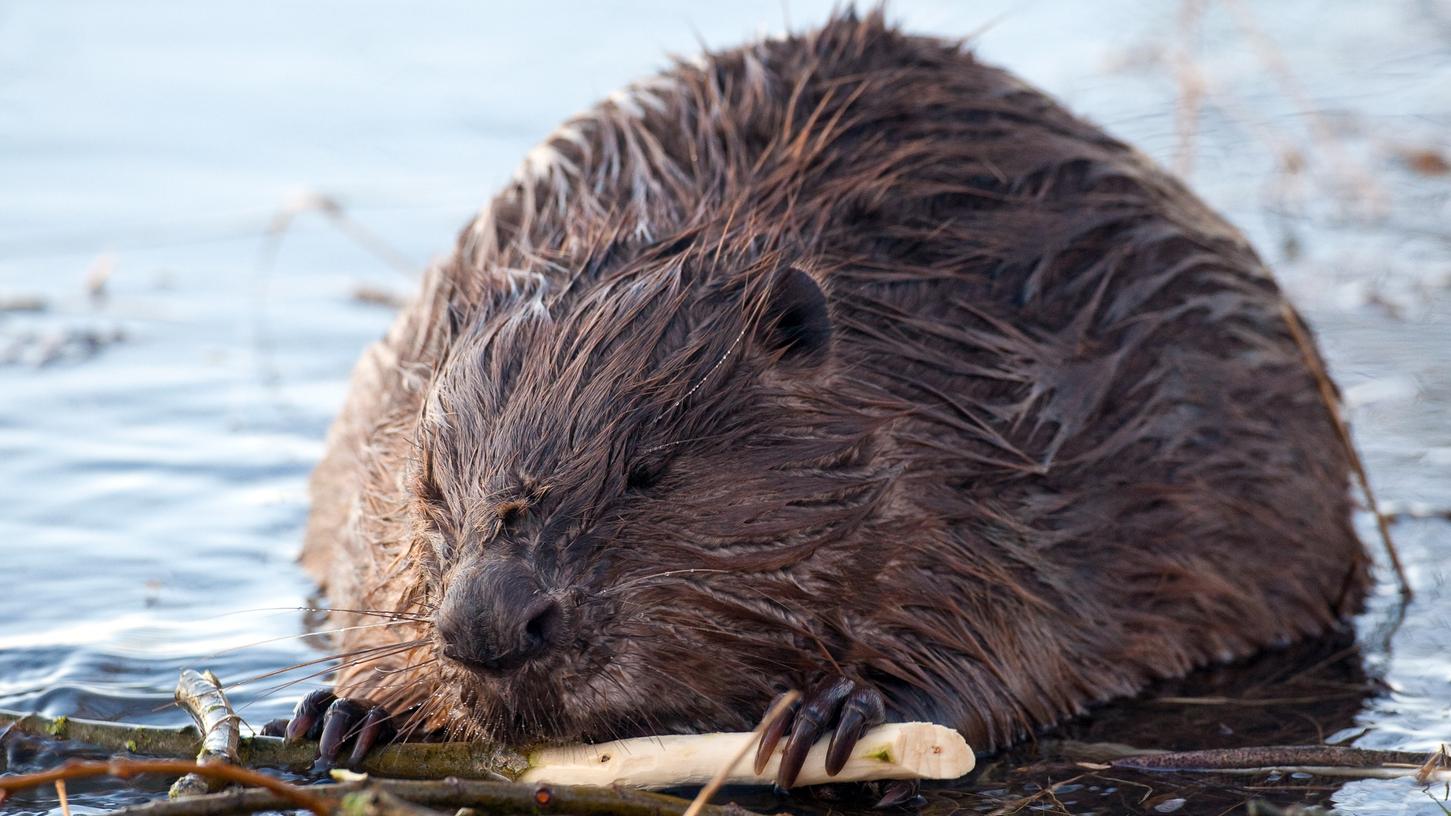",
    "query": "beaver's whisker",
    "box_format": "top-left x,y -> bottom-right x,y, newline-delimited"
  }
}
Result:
225,639 -> 428,691
197,620 -> 420,662
392,703 -> 435,745
594,667 -> 663,739
611,612 -> 801,673
597,568 -> 736,596
233,642 -> 428,711
607,656 -> 725,725
304,606 -> 435,622
375,657 -> 438,676
199,606 -> 435,623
